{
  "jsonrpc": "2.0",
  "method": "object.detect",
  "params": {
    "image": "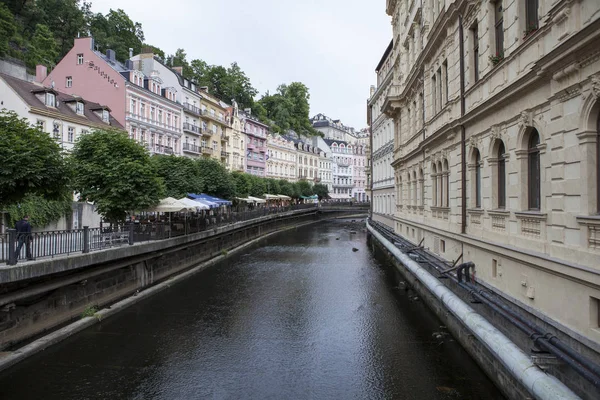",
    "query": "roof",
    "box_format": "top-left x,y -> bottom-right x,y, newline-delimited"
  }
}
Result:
323,138 -> 349,146
0,73 -> 123,129
375,39 -> 394,72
